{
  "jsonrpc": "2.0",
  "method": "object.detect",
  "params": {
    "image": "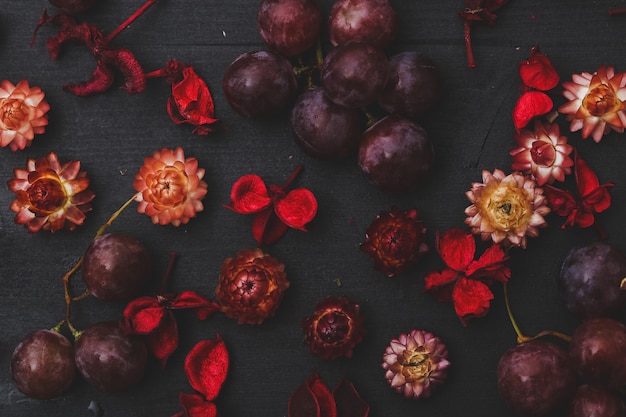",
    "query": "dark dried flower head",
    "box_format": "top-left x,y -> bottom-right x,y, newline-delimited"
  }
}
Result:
302,296 -> 365,360
216,248 -> 289,325
360,206 -> 429,276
